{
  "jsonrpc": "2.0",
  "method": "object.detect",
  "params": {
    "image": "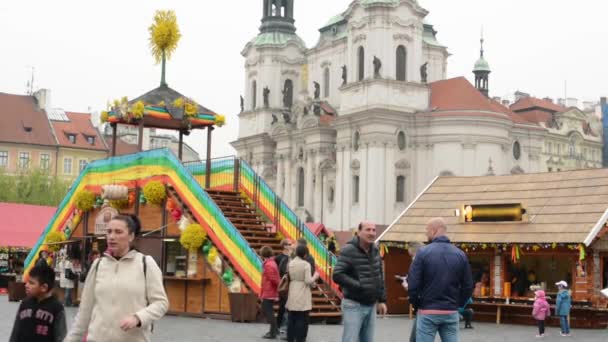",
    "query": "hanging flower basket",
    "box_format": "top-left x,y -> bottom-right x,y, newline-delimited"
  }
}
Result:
143,181 -> 166,206
45,231 -> 65,252
109,199 -> 130,210
74,190 -> 96,212
179,223 -> 207,250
